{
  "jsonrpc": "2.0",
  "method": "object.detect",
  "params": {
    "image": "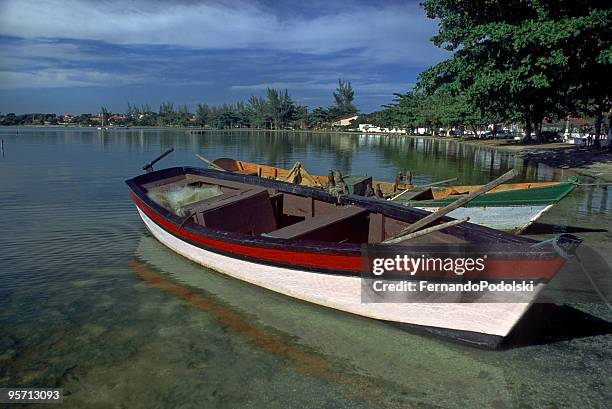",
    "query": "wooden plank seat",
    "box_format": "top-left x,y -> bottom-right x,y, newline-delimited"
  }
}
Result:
263,205 -> 368,240
184,186 -> 277,235
180,190 -> 244,213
